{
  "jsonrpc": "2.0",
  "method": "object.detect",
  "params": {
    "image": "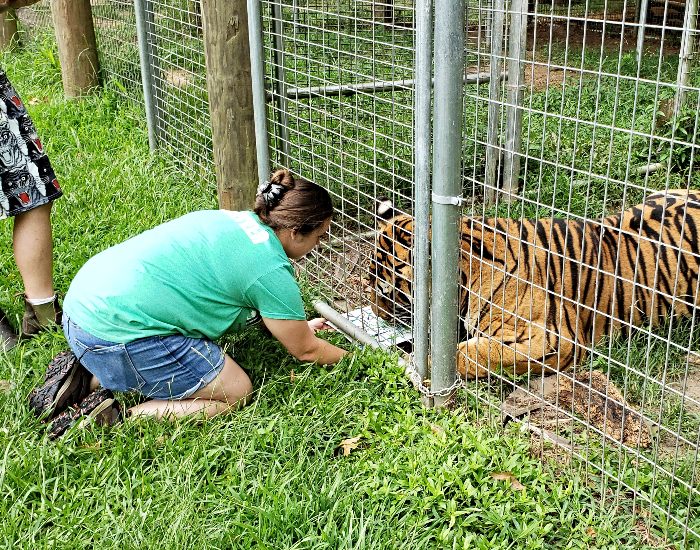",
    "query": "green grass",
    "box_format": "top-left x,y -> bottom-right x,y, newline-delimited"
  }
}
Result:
0,35 -> 691,550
